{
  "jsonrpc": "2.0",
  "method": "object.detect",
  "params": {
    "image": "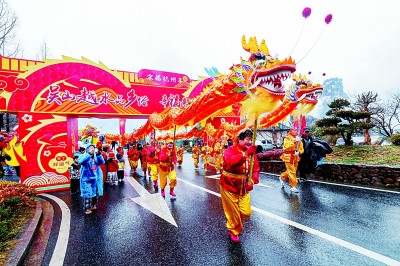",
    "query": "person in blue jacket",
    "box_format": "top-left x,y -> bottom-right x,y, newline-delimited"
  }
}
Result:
78,144 -> 105,215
